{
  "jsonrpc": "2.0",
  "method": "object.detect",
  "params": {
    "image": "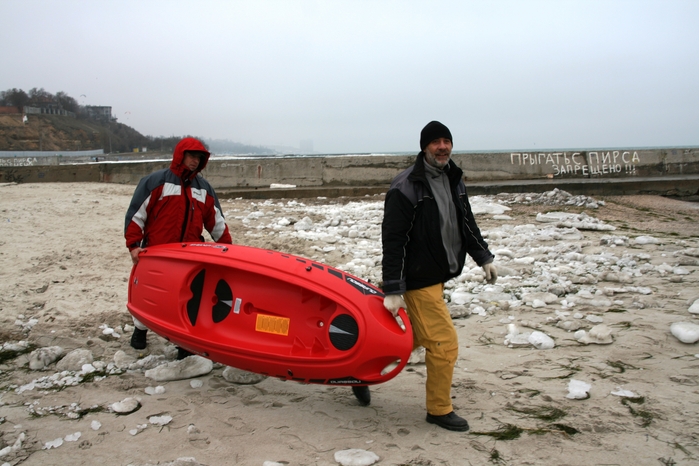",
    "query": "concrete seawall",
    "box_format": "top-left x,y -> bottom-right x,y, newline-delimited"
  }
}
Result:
1,147 -> 697,198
